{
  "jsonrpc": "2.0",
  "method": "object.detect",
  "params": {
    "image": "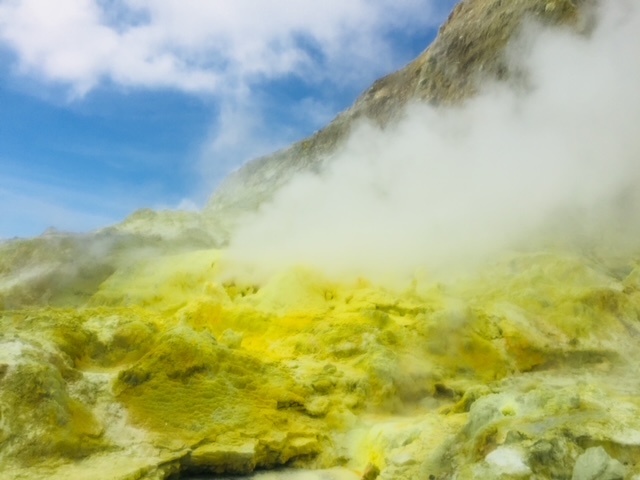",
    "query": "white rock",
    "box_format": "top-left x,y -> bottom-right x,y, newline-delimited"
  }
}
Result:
485,446 -> 531,476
